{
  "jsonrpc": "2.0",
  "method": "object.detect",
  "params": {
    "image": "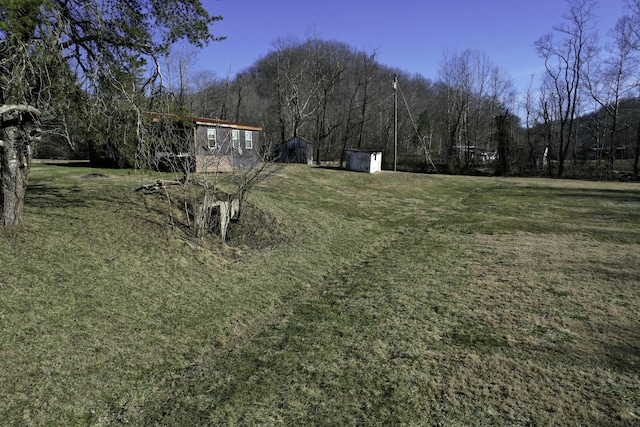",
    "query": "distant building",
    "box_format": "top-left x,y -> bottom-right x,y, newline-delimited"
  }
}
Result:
345,150 -> 382,173
450,145 -> 496,164
273,136 -> 314,164
578,146 -> 629,161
